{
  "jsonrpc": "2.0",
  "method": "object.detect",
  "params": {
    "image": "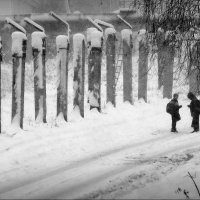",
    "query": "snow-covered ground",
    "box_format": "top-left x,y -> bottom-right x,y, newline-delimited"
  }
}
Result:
0,56 -> 200,199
